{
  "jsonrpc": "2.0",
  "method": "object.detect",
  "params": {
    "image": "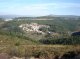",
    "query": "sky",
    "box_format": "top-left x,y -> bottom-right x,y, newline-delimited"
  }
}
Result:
0,0 -> 80,16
